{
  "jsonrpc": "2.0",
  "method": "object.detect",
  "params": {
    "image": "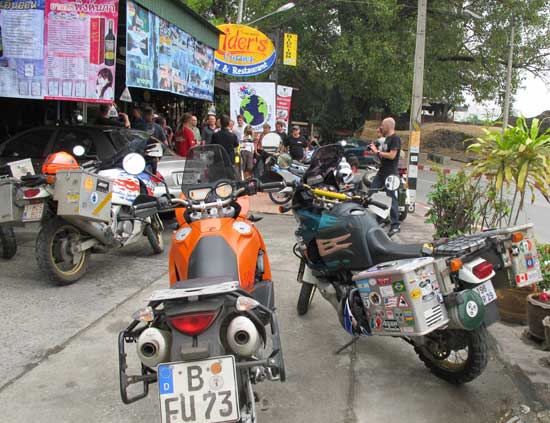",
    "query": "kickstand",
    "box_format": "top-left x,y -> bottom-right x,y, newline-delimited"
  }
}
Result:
334,336 -> 360,355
